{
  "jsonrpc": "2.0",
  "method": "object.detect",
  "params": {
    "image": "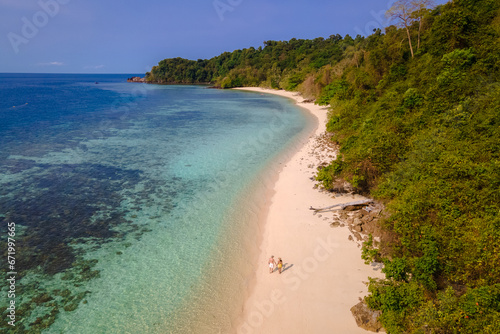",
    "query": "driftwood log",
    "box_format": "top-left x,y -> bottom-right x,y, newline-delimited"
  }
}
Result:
309,199 -> 373,212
